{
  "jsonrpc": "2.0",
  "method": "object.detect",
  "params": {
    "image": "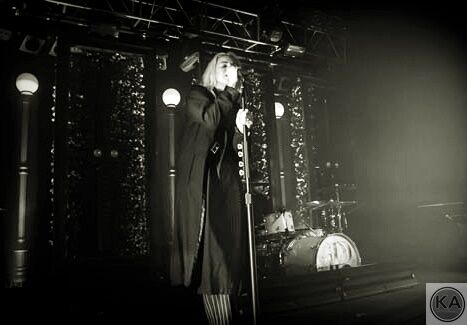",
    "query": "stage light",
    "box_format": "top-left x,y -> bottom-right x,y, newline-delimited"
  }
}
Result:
275,102 -> 285,119
283,44 -> 306,57
90,23 -> 119,38
162,88 -> 181,108
156,54 -> 168,71
260,4 -> 284,43
0,28 -> 12,41
16,73 -> 39,95
180,51 -> 199,72
19,35 -> 46,55
262,28 -> 283,43
269,29 -> 283,43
